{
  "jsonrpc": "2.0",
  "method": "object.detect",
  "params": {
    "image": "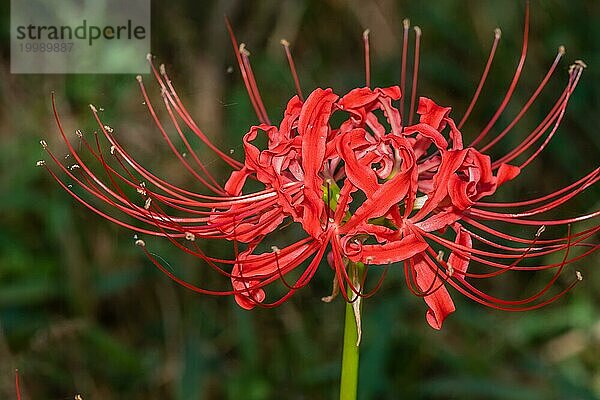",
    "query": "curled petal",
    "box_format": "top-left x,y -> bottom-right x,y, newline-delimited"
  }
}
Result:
412,255 -> 456,330
347,234 -> 428,264
417,97 -> 452,131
